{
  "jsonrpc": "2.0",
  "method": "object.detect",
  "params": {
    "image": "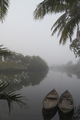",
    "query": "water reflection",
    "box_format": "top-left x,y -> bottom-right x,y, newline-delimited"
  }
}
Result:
50,61 -> 80,79
42,105 -> 80,120
58,109 -> 74,120
72,106 -> 80,120
0,70 -> 48,92
42,107 -> 57,120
